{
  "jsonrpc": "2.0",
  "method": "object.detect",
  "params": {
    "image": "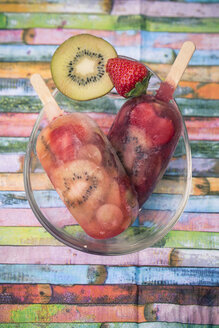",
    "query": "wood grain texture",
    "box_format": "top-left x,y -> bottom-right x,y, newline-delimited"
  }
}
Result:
1,284 -> 219,305
1,173 -> 219,197
0,225 -> 218,249
0,265 -> 219,285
